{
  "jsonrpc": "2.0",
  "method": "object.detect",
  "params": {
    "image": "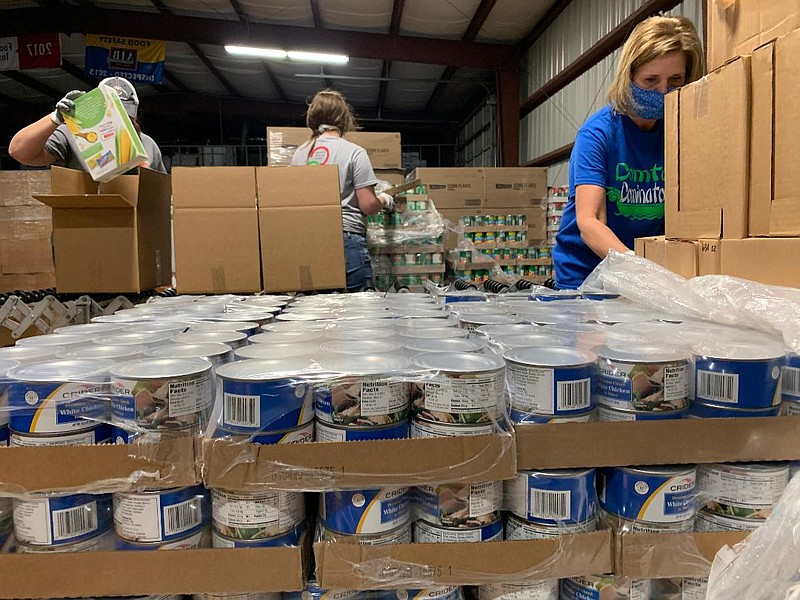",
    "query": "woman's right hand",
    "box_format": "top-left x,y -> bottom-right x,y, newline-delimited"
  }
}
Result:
575,184 -> 630,258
